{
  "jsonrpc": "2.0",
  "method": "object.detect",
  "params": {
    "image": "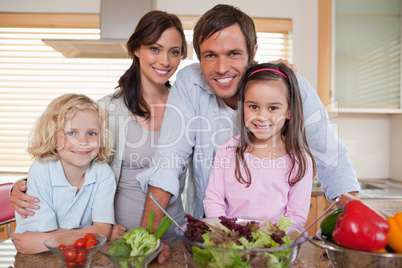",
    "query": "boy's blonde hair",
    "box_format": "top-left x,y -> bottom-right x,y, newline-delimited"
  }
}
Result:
27,94 -> 114,163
